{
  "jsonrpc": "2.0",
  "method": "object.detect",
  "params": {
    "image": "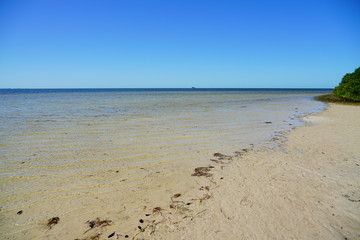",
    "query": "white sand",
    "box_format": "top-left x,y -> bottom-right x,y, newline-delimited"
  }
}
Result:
149,104 -> 360,239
